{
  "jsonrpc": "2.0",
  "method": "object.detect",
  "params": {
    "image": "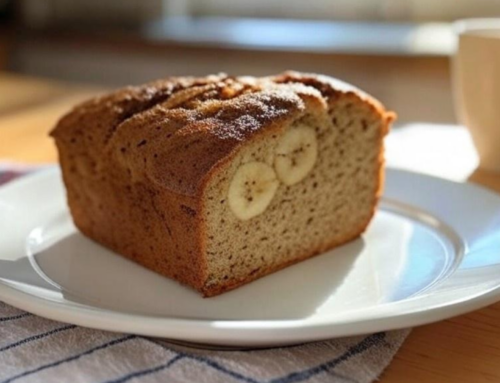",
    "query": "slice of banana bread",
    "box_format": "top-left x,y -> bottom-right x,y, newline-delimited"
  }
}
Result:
51,72 -> 395,297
